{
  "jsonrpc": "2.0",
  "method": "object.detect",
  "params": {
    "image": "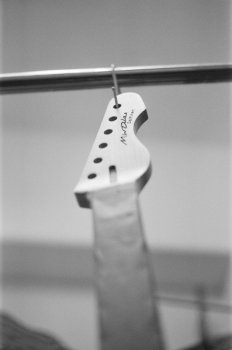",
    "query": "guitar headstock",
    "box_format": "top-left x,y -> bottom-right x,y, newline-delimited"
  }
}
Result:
74,92 -> 151,208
